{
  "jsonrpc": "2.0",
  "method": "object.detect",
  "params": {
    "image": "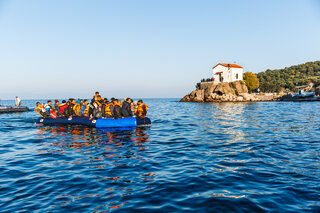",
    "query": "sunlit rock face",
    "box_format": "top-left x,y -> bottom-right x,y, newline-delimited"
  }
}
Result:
180,81 -> 276,102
